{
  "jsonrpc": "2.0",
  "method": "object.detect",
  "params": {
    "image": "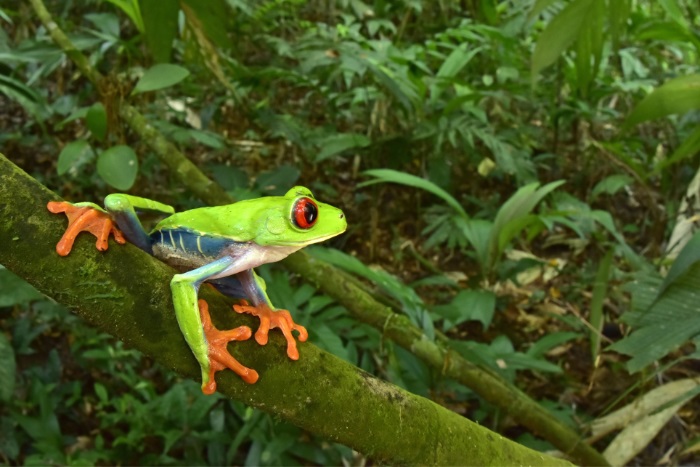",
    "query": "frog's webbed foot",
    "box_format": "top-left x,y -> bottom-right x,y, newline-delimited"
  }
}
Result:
199,299 -> 258,394
47,201 -> 126,256
233,300 -> 308,360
